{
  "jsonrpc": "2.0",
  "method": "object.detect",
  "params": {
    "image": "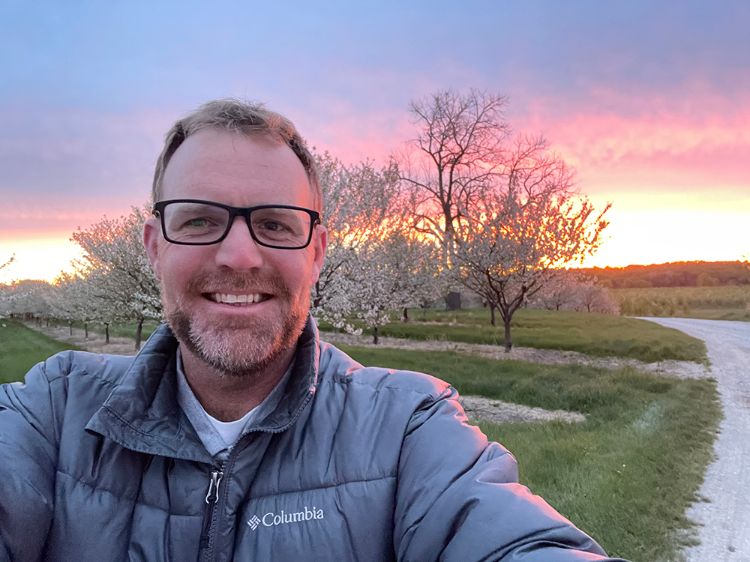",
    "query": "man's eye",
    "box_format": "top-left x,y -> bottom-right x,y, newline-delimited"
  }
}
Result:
184,217 -> 212,228
258,220 -> 288,232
